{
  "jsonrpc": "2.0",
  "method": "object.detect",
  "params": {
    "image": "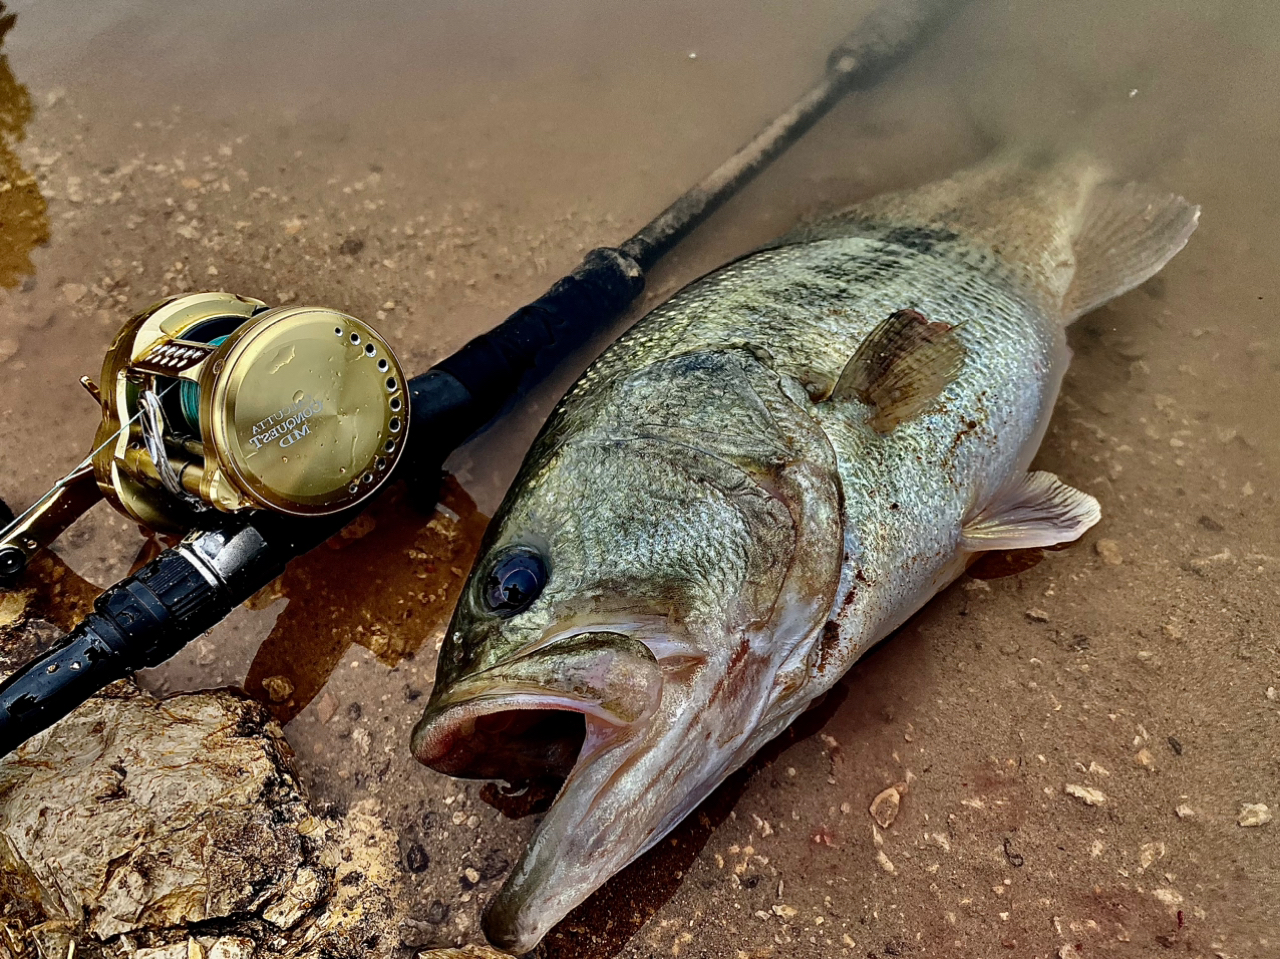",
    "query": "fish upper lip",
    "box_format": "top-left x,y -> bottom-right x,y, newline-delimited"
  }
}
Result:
411,630 -> 663,778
